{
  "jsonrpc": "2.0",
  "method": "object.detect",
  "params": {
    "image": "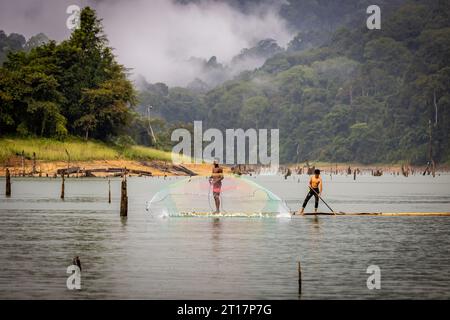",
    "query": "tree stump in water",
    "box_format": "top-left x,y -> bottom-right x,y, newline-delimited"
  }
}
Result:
5,168 -> 11,197
21,150 -> 25,177
60,174 -> 65,199
298,261 -> 302,295
108,179 -> 111,204
32,152 -> 36,174
120,177 -> 128,217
